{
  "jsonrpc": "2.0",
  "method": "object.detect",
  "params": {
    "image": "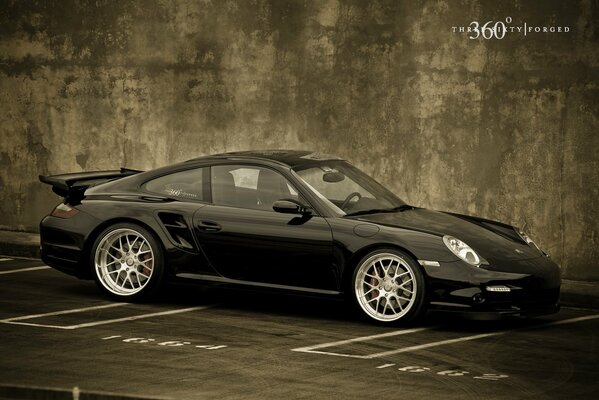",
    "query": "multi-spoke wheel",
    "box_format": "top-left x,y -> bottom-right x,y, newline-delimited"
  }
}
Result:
92,223 -> 164,300
351,249 -> 426,323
